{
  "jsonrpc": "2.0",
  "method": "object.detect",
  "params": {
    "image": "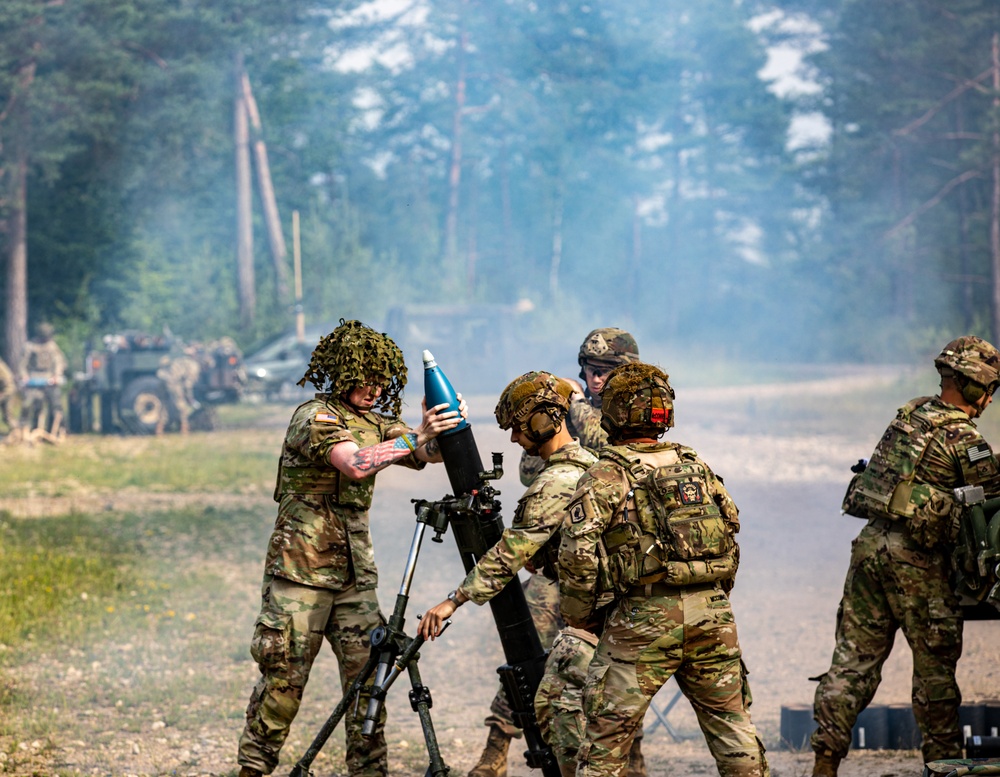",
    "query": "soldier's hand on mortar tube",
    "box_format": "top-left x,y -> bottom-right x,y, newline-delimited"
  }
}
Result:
419,589 -> 468,641
414,393 -> 467,448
